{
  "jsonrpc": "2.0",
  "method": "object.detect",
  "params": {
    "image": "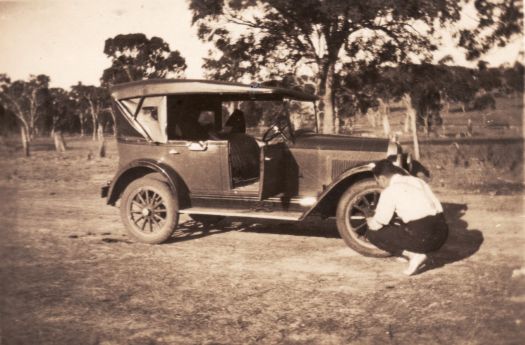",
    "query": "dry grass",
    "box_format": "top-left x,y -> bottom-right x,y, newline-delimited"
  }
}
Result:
0,94 -> 523,344
0,135 -> 524,344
